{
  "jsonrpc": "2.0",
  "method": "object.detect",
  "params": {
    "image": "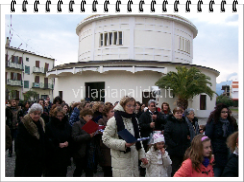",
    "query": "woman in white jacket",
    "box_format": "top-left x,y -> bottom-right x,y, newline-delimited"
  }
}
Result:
102,96 -> 147,177
141,133 -> 172,177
